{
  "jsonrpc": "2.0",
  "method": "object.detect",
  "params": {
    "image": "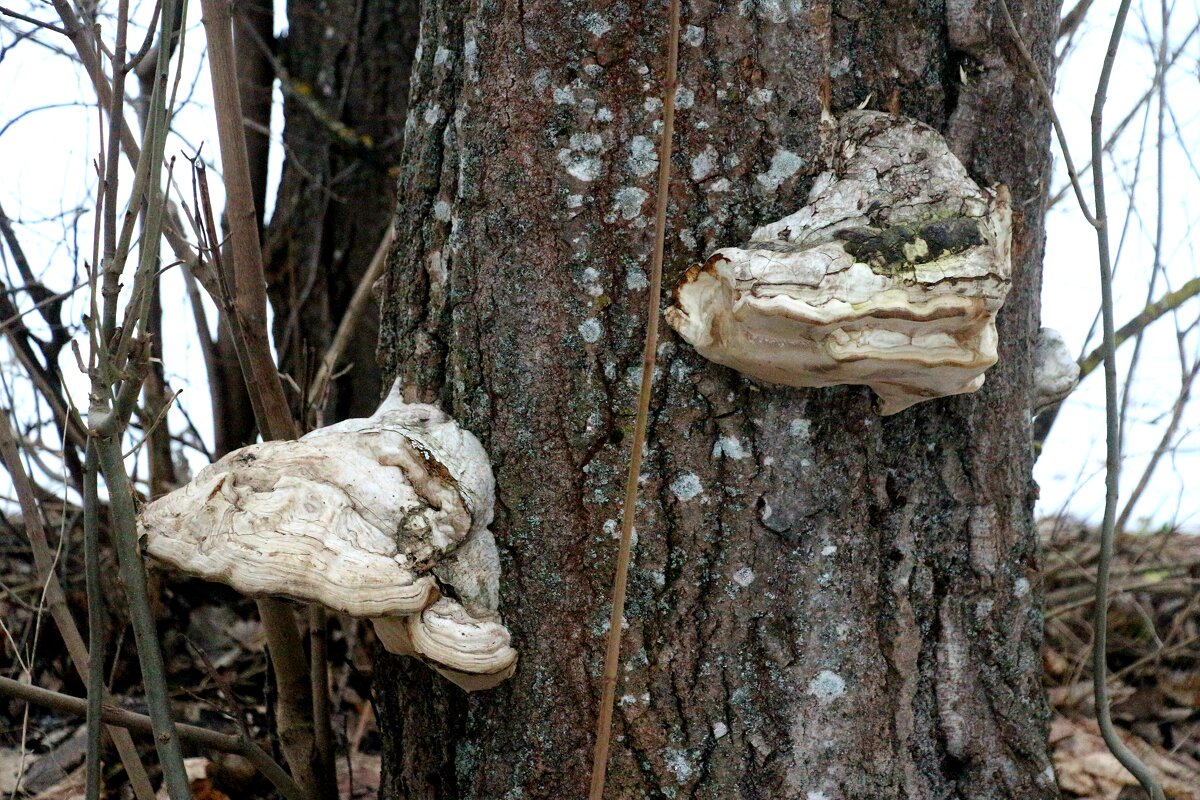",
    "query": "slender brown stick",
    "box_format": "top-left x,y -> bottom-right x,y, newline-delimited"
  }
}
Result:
83,440 -> 104,800
0,675 -> 305,800
199,0 -> 296,442
588,2 -> 681,797
306,223 -> 395,417
199,2 -> 326,796
999,0 -> 1096,226
1088,0 -> 1166,796
309,606 -> 337,798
